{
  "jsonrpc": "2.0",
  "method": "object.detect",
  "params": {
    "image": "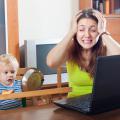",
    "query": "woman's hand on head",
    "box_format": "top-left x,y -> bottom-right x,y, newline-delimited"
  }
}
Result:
69,10 -> 82,36
92,9 -> 107,35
